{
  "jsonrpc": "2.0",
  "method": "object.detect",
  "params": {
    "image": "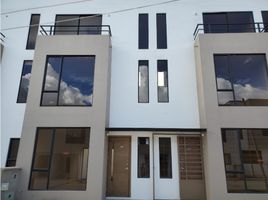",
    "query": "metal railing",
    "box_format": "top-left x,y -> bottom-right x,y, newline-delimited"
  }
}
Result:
0,32 -> 5,42
40,25 -> 112,36
193,22 -> 268,39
